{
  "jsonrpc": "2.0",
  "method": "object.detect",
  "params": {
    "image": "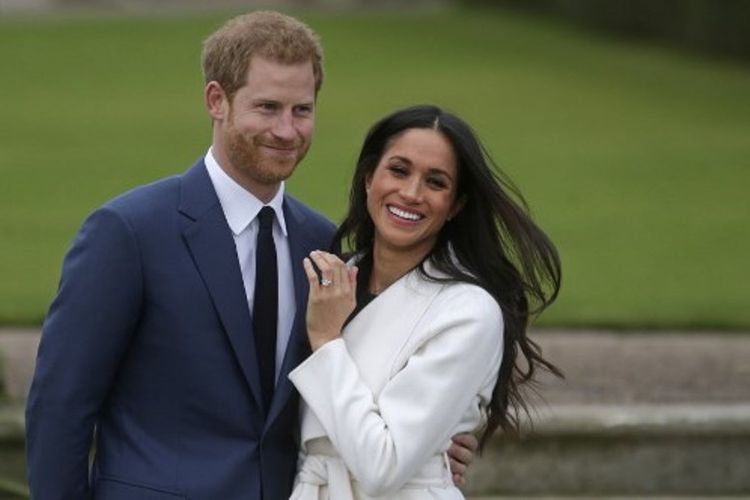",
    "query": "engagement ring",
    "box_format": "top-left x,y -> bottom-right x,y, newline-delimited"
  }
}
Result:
320,278 -> 333,287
